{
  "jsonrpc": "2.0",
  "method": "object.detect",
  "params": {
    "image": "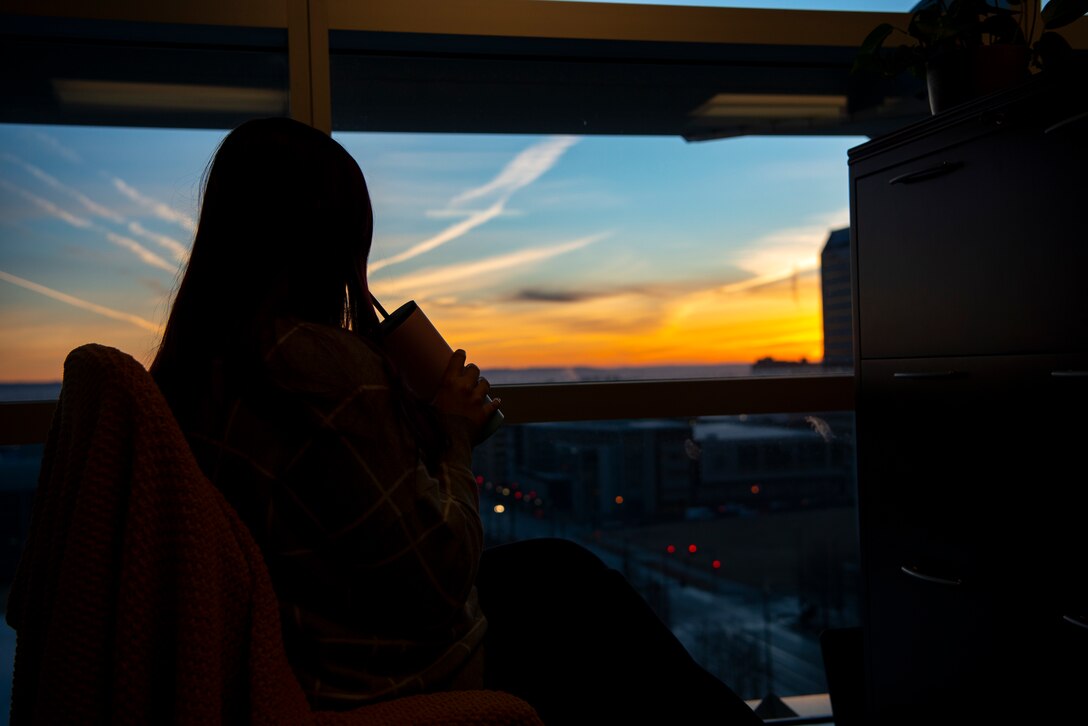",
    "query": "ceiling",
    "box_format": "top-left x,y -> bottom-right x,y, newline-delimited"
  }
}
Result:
1,13 -> 939,140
